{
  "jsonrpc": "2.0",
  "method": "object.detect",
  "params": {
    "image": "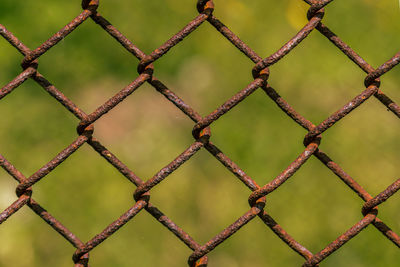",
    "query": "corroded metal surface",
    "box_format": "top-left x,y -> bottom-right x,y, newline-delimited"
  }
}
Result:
1,0 -> 399,266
